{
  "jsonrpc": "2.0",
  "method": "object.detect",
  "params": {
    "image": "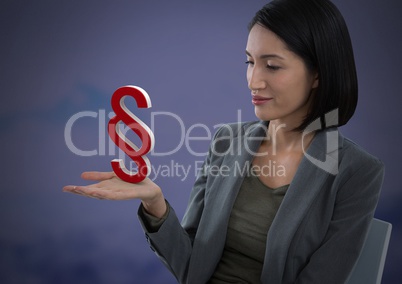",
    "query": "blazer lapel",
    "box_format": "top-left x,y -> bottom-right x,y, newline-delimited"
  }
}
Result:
187,121 -> 268,283
261,128 -> 344,283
